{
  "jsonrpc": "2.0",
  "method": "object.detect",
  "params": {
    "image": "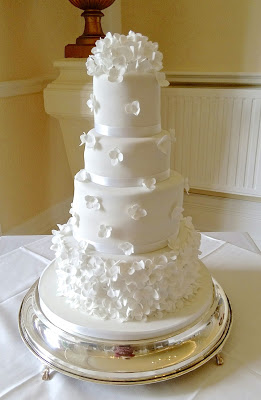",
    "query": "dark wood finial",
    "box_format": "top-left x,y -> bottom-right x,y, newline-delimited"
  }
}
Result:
65,0 -> 116,58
